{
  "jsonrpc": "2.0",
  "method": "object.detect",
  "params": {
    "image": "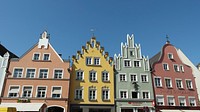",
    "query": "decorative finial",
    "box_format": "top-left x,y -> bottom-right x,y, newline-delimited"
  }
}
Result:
166,35 -> 170,43
90,28 -> 95,37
